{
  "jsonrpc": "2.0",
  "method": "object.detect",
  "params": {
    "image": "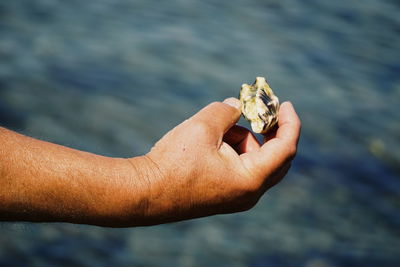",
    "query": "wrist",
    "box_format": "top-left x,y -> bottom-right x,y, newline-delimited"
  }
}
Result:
91,155 -> 162,227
